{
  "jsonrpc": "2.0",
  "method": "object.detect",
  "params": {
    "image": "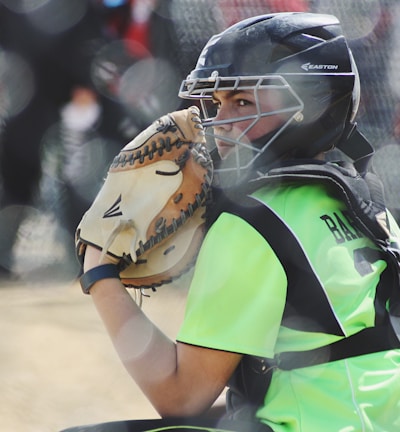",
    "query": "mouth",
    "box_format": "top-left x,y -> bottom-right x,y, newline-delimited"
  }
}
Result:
215,139 -> 235,159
